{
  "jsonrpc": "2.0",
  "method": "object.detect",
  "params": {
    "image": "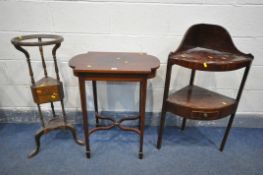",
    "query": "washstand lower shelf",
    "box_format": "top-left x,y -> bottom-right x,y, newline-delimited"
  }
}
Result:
166,85 -> 237,120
